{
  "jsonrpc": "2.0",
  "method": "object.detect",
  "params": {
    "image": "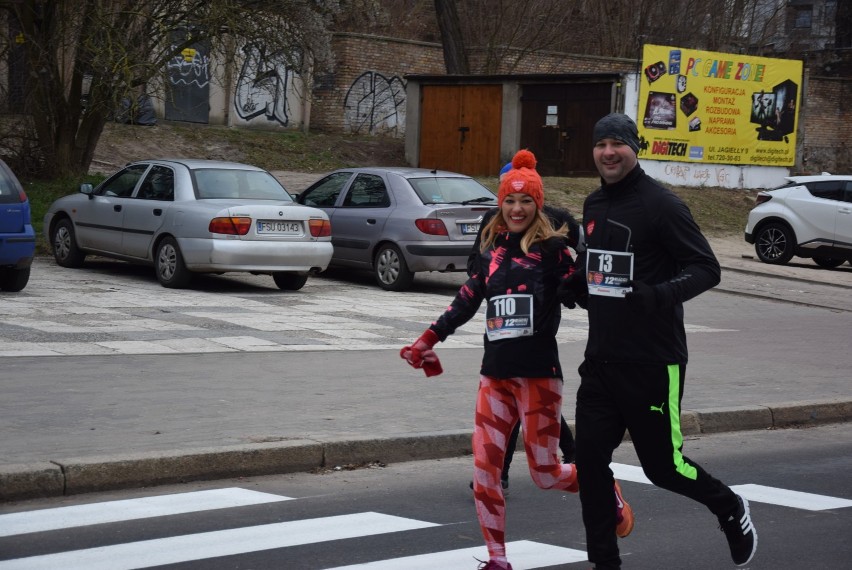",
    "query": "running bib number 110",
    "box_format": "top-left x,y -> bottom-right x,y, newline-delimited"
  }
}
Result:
485,294 -> 533,341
